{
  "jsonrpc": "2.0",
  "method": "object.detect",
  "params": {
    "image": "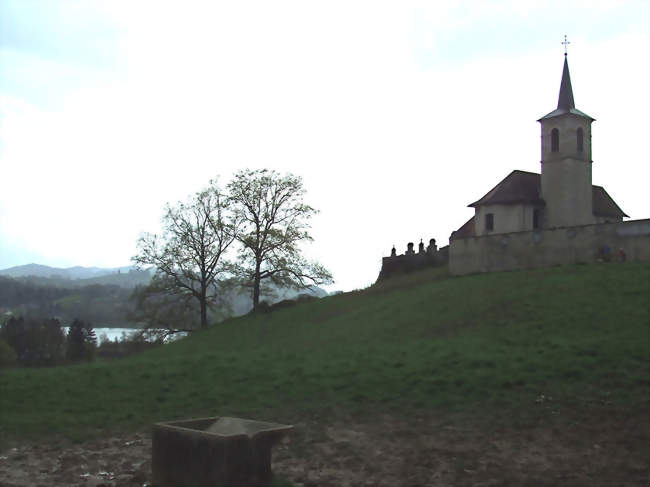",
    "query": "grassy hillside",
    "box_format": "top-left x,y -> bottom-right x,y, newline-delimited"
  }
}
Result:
1,263 -> 648,445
